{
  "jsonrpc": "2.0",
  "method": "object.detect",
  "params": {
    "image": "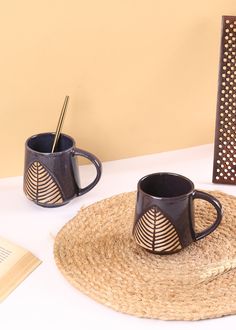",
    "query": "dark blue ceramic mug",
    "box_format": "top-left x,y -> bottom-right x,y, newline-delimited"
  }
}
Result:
133,172 -> 223,254
23,132 -> 102,207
